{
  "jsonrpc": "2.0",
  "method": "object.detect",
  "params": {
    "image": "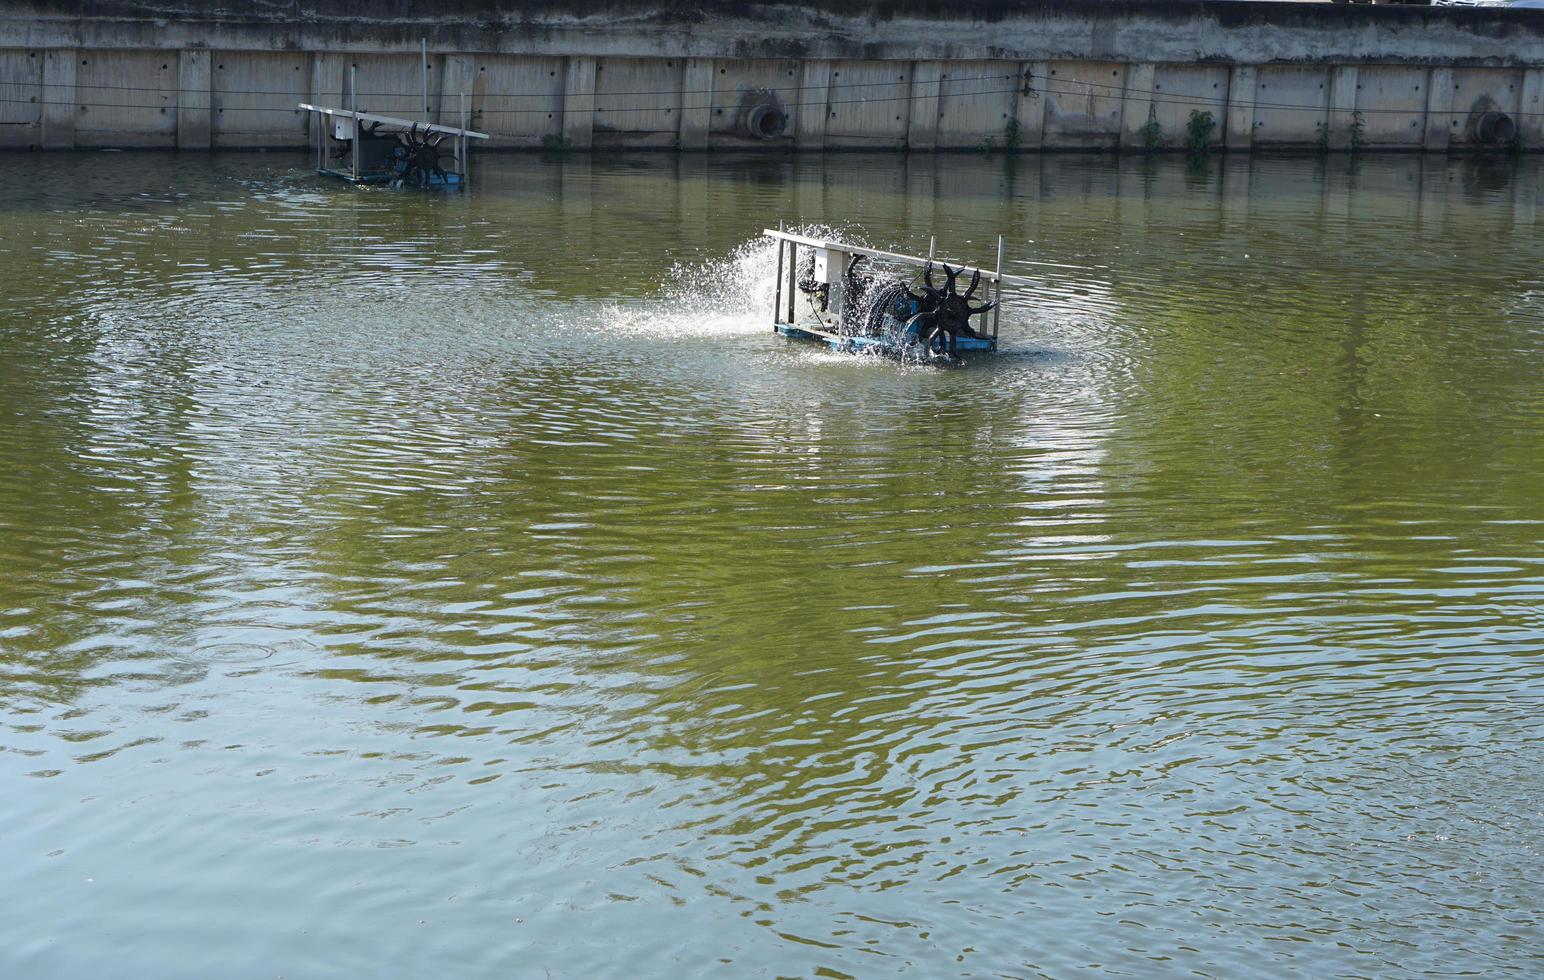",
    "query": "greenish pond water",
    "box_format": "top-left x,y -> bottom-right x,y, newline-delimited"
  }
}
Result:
0,151 -> 1540,978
